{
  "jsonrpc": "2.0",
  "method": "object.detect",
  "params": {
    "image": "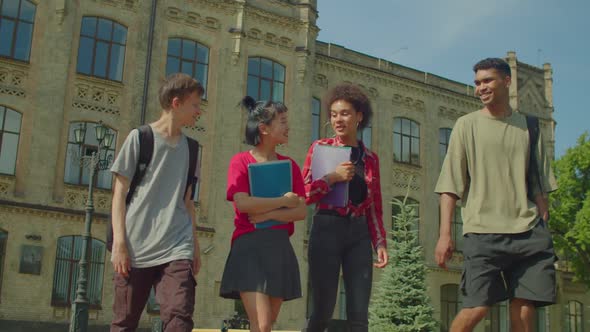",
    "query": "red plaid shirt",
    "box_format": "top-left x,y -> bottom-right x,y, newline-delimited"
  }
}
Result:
302,137 -> 387,250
